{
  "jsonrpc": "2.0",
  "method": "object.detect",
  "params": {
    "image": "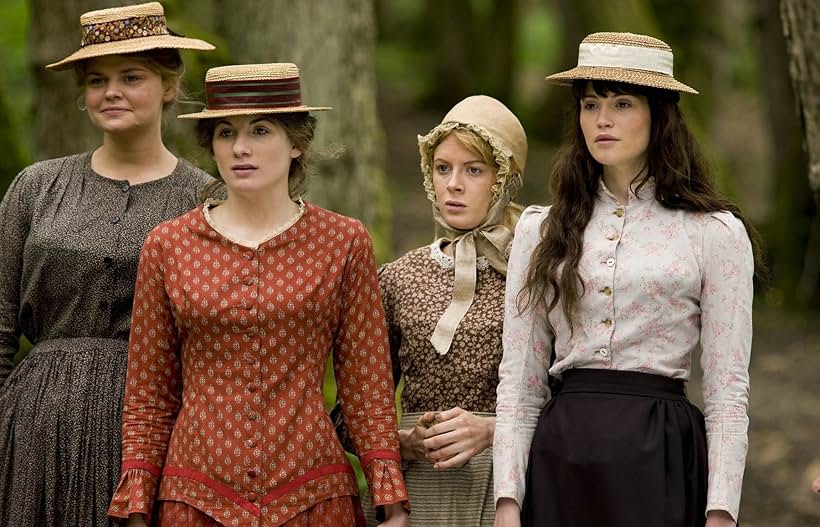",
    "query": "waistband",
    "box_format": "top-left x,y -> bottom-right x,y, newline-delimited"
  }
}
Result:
29,337 -> 129,355
556,368 -> 686,400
